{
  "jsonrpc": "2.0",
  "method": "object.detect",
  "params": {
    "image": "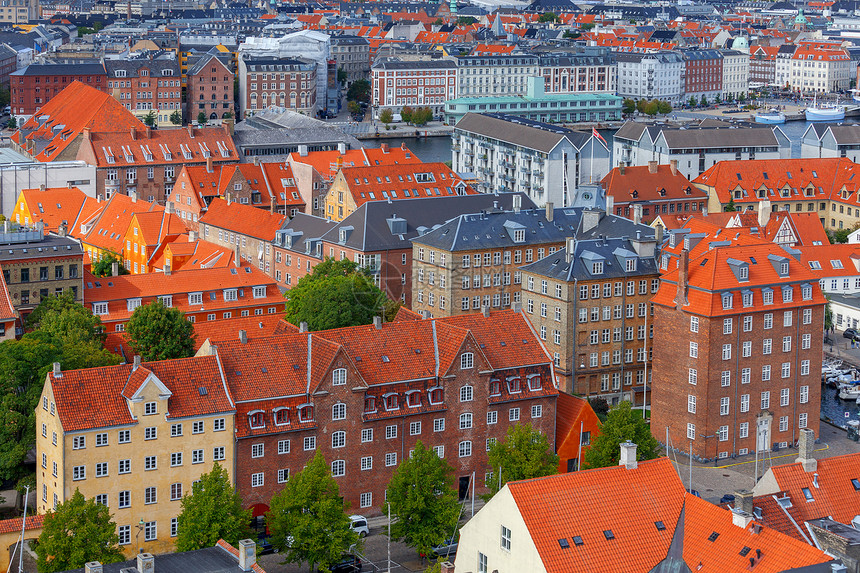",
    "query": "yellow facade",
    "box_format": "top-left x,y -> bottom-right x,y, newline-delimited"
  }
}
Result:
36,371 -> 236,557
323,172 -> 357,222
10,194 -> 32,226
